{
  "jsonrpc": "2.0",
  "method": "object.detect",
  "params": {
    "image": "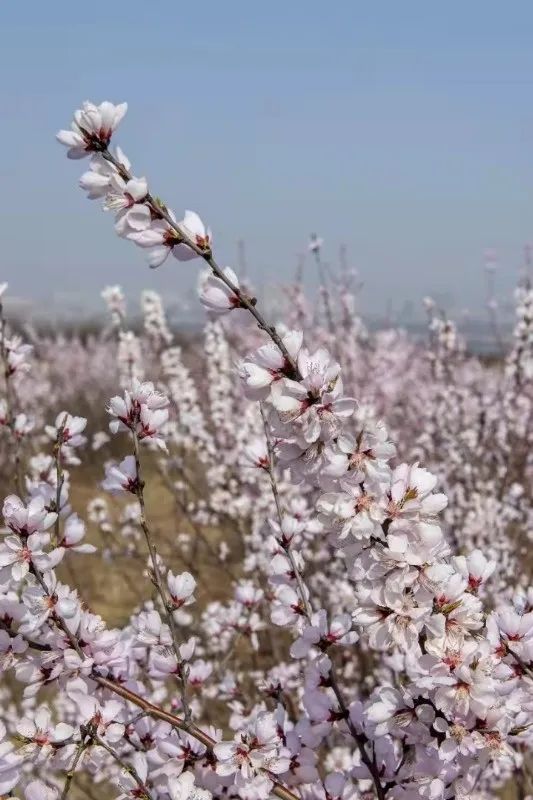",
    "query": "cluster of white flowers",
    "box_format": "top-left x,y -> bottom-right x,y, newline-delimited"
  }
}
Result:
0,99 -> 531,800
